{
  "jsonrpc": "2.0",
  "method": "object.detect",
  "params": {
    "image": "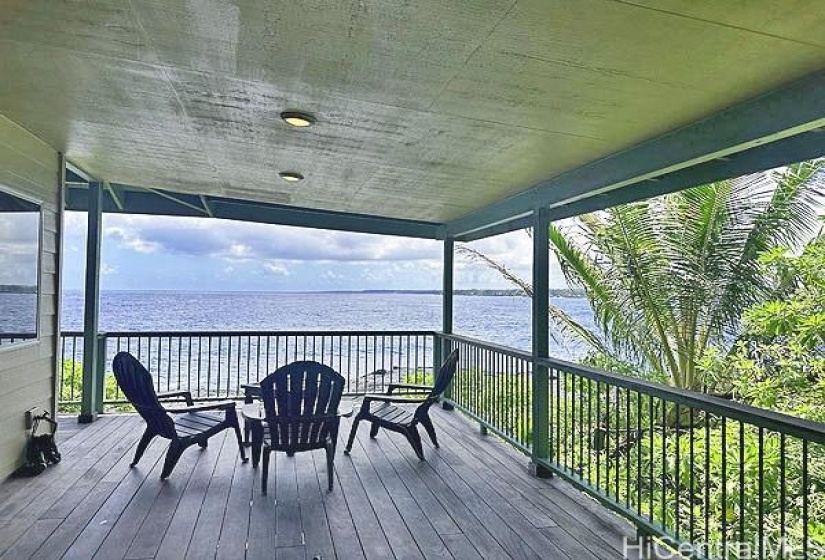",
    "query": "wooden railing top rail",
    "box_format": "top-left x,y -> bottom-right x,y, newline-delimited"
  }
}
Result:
438,331 -> 825,445
62,329 -> 436,338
